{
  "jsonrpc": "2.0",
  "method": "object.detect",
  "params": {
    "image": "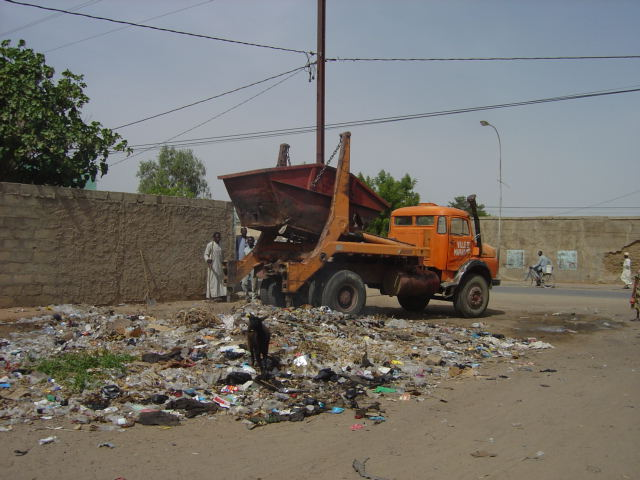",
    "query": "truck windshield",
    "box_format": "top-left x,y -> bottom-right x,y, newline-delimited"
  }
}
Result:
394,216 -> 413,226
450,217 -> 470,236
